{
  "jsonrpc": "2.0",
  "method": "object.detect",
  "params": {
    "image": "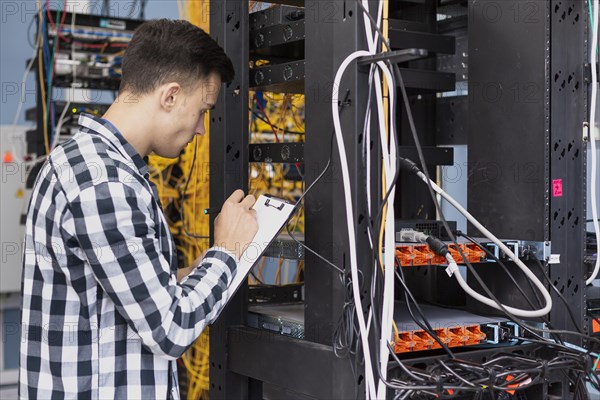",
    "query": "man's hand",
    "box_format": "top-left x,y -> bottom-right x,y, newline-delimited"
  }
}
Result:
213,189 -> 259,261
